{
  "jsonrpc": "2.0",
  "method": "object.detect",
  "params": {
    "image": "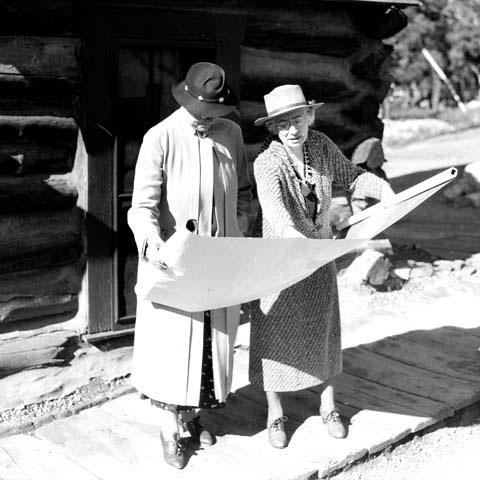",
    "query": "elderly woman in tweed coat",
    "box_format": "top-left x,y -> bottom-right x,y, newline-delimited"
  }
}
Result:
250,85 -> 394,449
